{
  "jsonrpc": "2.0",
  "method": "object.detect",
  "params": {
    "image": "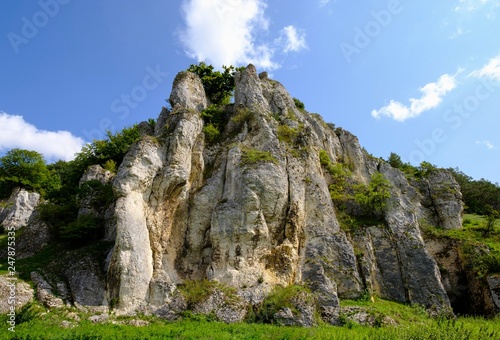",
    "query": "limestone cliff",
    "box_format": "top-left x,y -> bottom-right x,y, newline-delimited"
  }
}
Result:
7,65 -> 484,325
104,65 -> 463,321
